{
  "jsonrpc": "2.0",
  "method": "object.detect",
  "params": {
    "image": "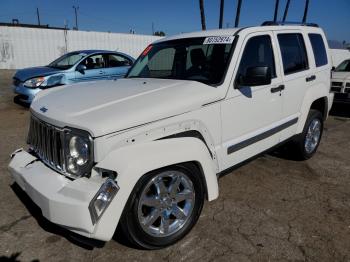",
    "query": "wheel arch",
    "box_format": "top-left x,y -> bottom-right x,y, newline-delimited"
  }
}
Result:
91,137 -> 219,241
310,96 -> 328,120
297,91 -> 329,134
